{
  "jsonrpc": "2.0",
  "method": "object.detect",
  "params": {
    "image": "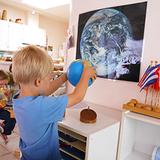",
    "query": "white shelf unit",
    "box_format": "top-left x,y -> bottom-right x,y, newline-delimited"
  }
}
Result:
0,20 -> 46,51
58,102 -> 122,160
0,20 -> 9,50
117,111 -> 160,160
